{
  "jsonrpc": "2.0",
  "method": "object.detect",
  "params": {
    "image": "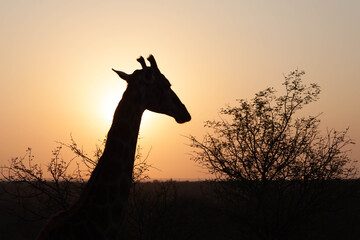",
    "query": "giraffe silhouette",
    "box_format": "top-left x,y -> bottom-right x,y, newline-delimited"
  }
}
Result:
36,55 -> 191,239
